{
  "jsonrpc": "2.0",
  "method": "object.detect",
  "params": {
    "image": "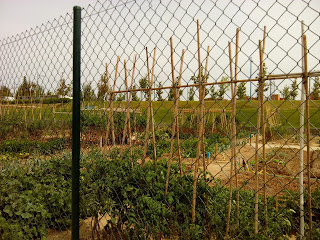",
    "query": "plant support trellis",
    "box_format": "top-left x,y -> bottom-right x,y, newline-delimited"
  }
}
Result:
0,1 -> 320,239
